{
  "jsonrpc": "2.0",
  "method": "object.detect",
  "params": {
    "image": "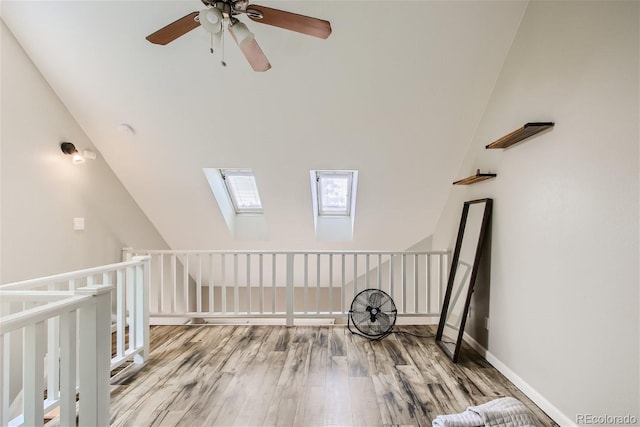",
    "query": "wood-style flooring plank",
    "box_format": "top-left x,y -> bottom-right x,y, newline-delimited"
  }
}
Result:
231,331 -> 287,426
371,371 -> 416,426
264,339 -> 312,427
346,331 -> 371,378
306,327 -> 328,387
207,332 -> 267,426
395,364 -> 438,426
349,376 -> 383,426
323,355 -> 353,426
296,385 -> 325,427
